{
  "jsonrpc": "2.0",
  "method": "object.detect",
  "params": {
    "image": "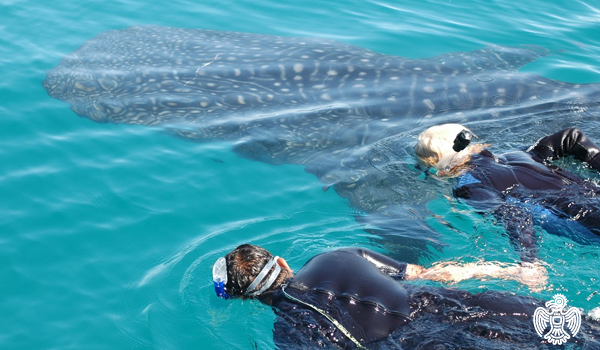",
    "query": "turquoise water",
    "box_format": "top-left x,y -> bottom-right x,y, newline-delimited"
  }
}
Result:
2,0 -> 600,348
